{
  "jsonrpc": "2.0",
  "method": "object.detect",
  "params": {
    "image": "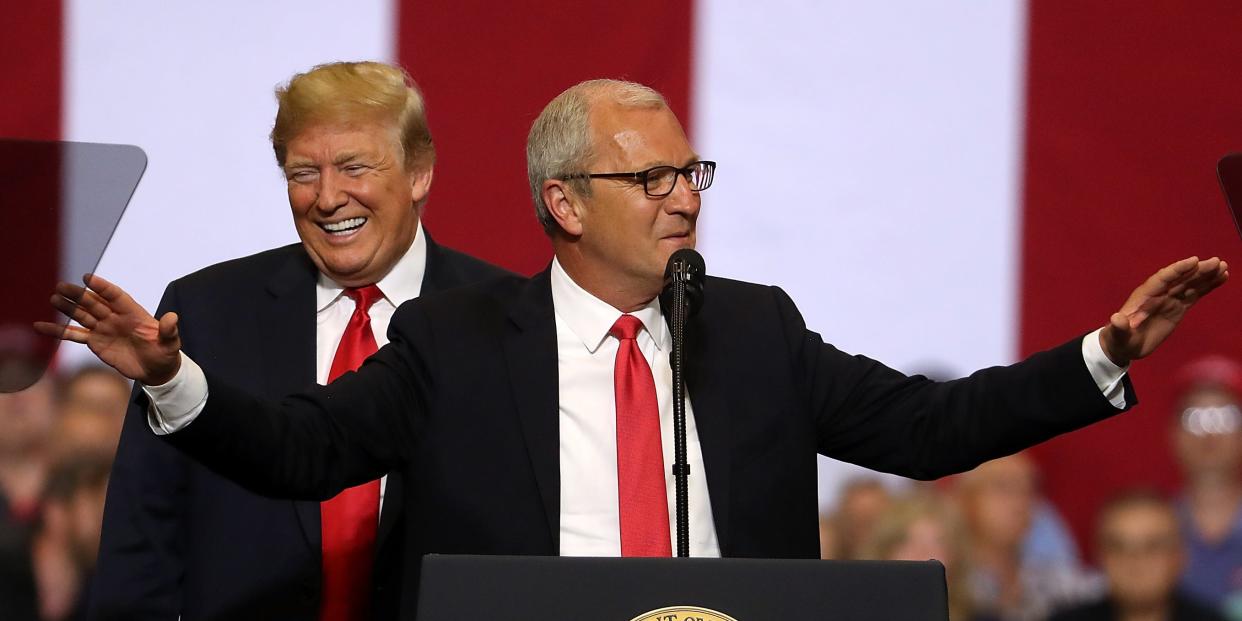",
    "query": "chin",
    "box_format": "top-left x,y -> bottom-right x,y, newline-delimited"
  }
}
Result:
659,237 -> 695,253
319,255 -> 376,284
